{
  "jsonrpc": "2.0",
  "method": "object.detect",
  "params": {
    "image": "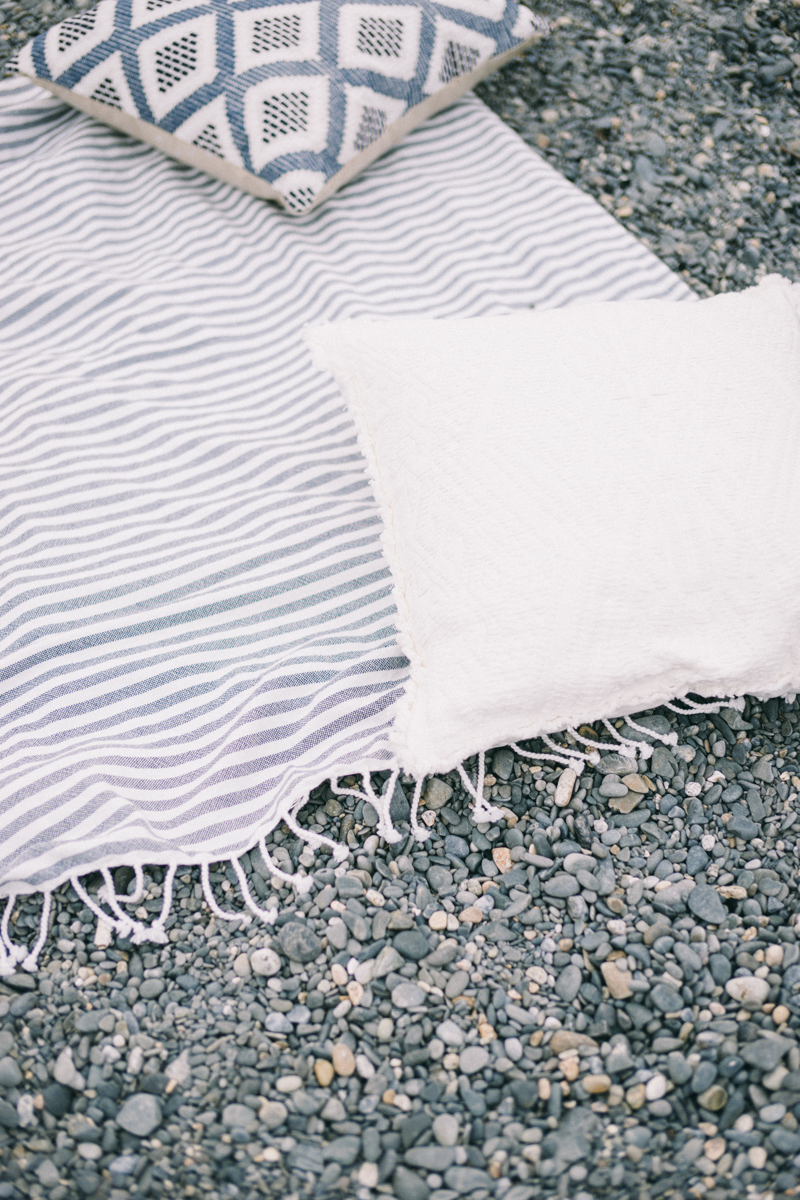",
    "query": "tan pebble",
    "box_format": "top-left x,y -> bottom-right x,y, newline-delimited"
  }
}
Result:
607,1085 -> 625,1107
643,923 -> 671,946
704,1137 -> 725,1162
488,1160 -> 503,1179
443,1053 -> 461,1071
766,944 -> 784,968
606,896 -> 626,915
773,1005 -> 790,1026
583,1074 -> 611,1094
718,884 -> 748,900
626,1083 -> 646,1110
538,1078 -> 551,1101
620,773 -> 648,793
554,767 -> 577,808
423,778 -> 453,809
492,847 -> 513,874
748,1146 -> 767,1170
346,981 -> 364,1006
460,907 -> 483,924
478,1022 -> 496,1041
332,1044 -> 355,1077
381,1089 -> 396,1105
558,938 -> 574,952
331,963 -> 348,987
550,1031 -> 597,1054
428,911 -> 448,931
601,960 -> 633,1000
559,1057 -> 579,1082
698,1084 -> 727,1112
314,1059 -> 334,1087
608,791 -> 643,814
529,1030 -> 543,1047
